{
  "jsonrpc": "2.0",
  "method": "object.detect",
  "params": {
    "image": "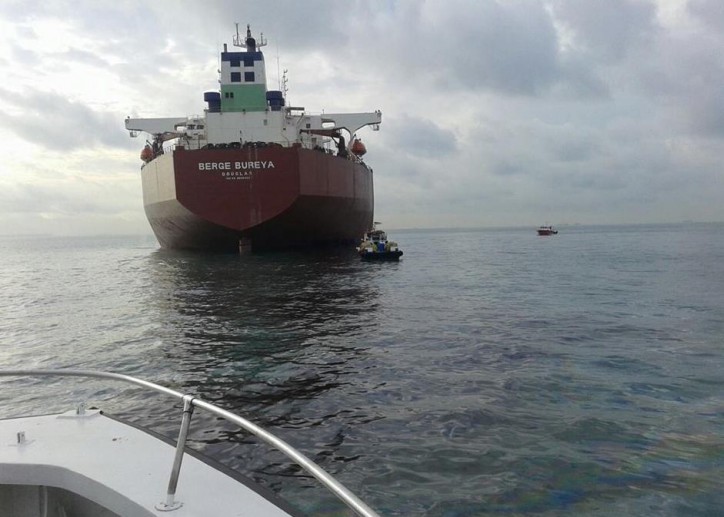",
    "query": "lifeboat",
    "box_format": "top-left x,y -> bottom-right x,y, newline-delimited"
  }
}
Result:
140,145 -> 154,162
350,139 -> 367,156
